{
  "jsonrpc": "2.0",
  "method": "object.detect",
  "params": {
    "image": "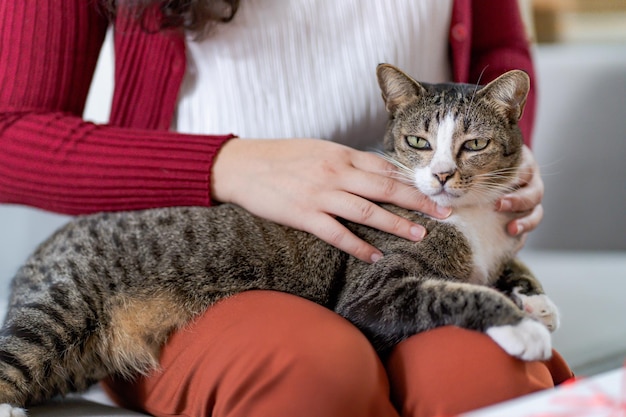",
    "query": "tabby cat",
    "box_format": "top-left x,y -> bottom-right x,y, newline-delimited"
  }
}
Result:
0,64 -> 559,416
